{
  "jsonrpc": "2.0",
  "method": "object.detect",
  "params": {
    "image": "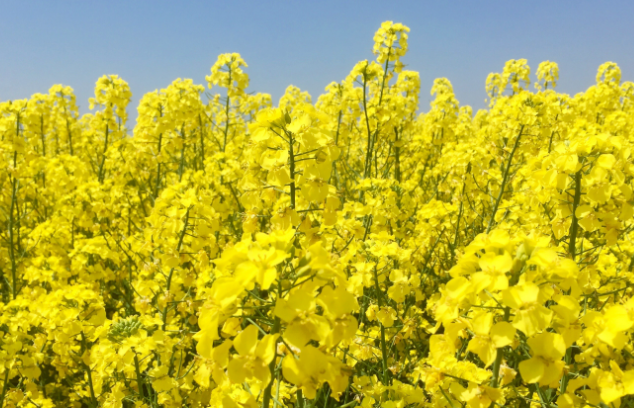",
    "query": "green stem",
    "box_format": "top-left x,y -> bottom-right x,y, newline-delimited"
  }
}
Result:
134,352 -> 146,399
547,130 -> 555,154
262,279 -> 282,408
362,71 -> 373,180
547,114 -> 558,154
377,48 -> 391,106
362,54 -> 391,187
178,126 -> 186,182
288,131 -> 296,209
330,110 -> 343,189
40,116 -> 46,157
452,179 -> 467,261
154,133 -> 163,198
81,333 -> 97,407
0,369 -> 10,408
199,114 -> 205,171
9,116 -> 19,300
66,114 -> 74,156
222,70 -> 232,152
394,127 -> 401,183
98,123 -> 109,183
338,400 -> 357,408
487,125 -> 524,233
296,390 -> 304,408
37,116 -> 48,190
568,170 -> 583,260
559,346 -> 573,394
9,175 -> 18,300
489,307 -> 510,388
162,207 -> 190,330
373,266 -> 390,386
440,387 -> 458,408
